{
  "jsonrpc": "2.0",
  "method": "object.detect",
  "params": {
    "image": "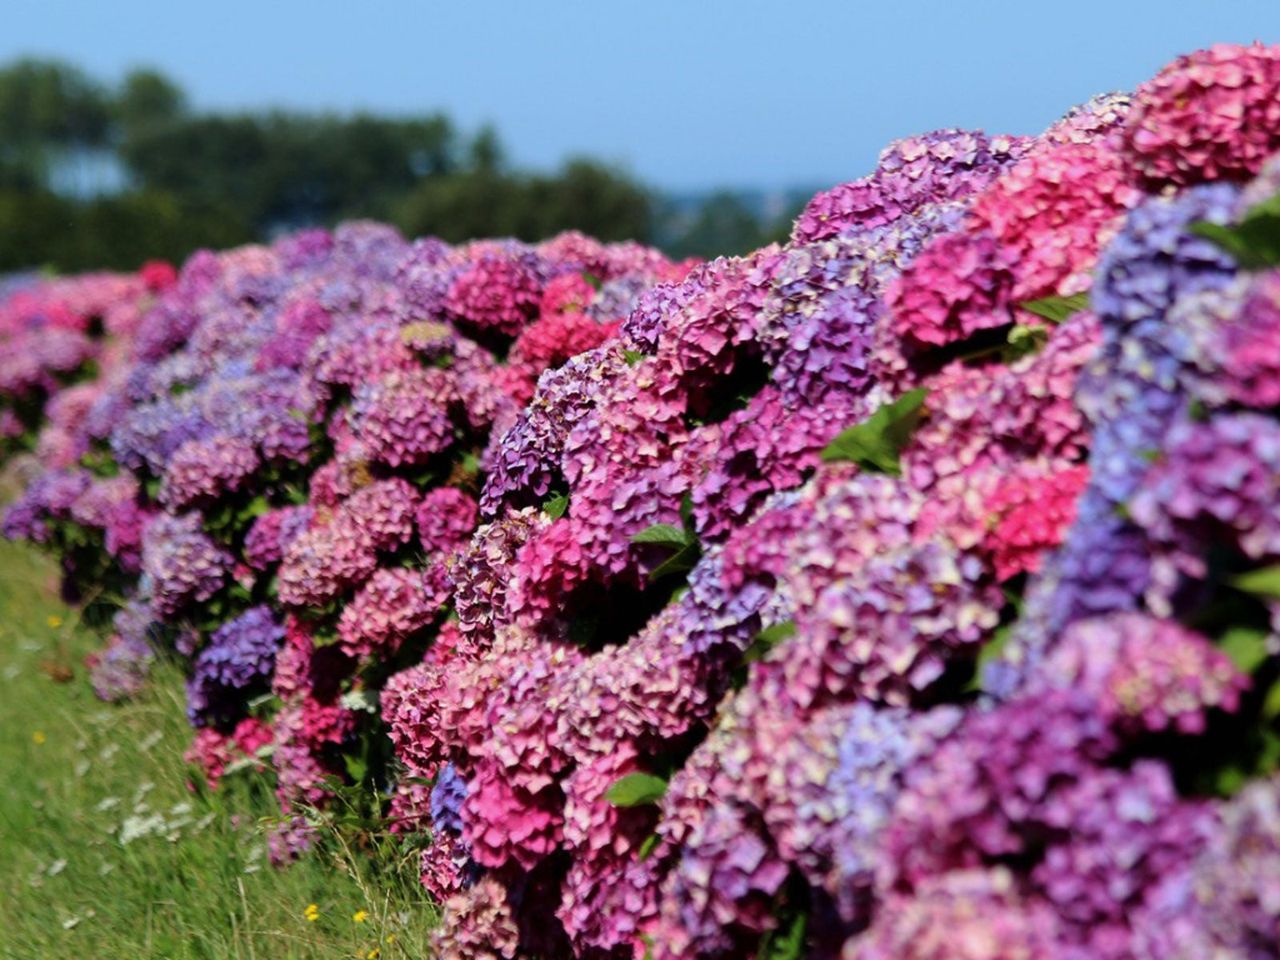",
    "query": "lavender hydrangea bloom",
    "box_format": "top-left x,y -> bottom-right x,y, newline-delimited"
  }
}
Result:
141,512 -> 233,621
186,605 -> 284,726
431,763 -> 469,836
1131,412 -> 1280,613
1131,776 -> 1280,960
87,632 -> 155,702
1082,183 -> 1241,506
